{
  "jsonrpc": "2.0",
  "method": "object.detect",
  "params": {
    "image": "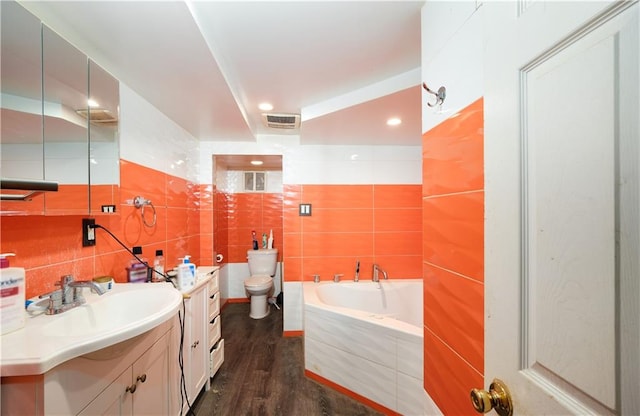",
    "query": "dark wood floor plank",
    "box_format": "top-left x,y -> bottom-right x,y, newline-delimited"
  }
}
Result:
192,303 -> 384,416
